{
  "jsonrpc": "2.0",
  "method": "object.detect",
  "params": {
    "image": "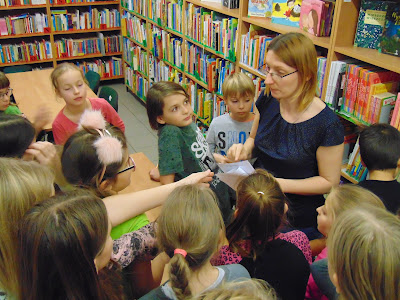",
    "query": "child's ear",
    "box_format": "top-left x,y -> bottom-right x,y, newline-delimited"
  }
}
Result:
93,258 -> 99,274
156,115 -> 166,125
98,179 -> 116,194
284,203 -> 289,214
